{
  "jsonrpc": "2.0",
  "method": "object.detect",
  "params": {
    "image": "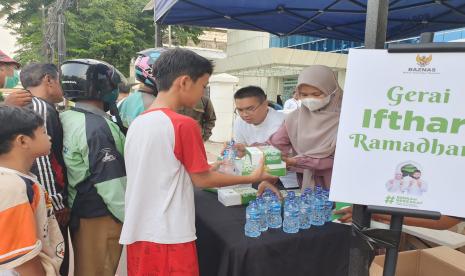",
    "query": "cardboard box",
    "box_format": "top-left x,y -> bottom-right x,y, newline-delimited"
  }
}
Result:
245,145 -> 282,165
265,161 -> 287,177
203,184 -> 252,194
245,147 -> 263,165
238,154 -> 287,177
257,146 -> 282,165
218,187 -> 257,206
370,246 -> 465,276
